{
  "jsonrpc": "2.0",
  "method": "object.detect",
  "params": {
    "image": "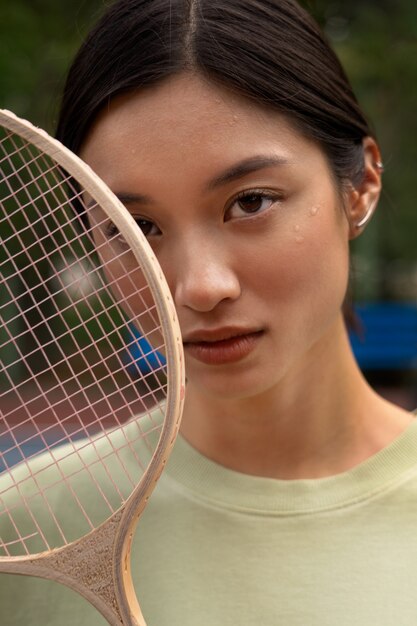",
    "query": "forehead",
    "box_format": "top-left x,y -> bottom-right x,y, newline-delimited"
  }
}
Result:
81,73 -> 319,165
